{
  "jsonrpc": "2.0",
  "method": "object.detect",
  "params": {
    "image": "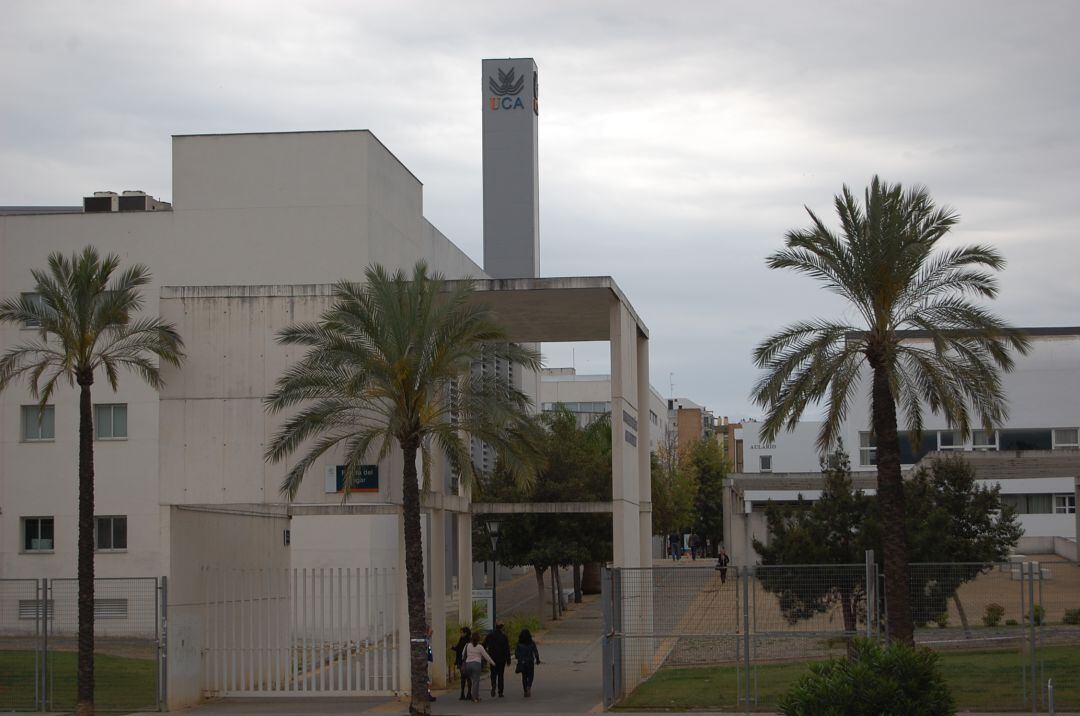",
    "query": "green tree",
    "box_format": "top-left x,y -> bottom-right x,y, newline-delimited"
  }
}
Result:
651,434 -> 698,541
754,446 -> 876,649
474,407 -> 613,620
689,437 -> 726,556
905,455 -> 1021,630
752,177 -> 1029,644
263,262 -> 541,716
0,248 -> 185,716
757,451 -> 1020,644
